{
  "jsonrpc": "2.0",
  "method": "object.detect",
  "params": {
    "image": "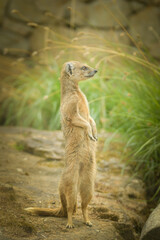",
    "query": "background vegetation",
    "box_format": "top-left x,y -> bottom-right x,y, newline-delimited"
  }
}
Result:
0,25 -> 160,200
